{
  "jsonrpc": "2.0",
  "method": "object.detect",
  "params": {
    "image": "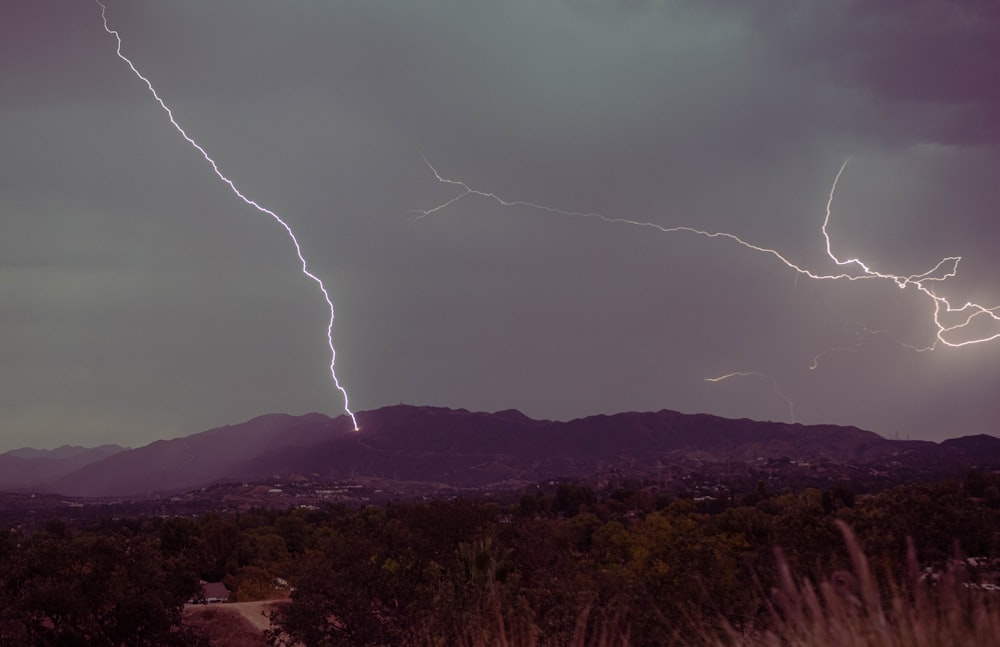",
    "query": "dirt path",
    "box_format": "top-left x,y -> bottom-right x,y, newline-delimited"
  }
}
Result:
222,600 -> 285,631
183,600 -> 292,646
